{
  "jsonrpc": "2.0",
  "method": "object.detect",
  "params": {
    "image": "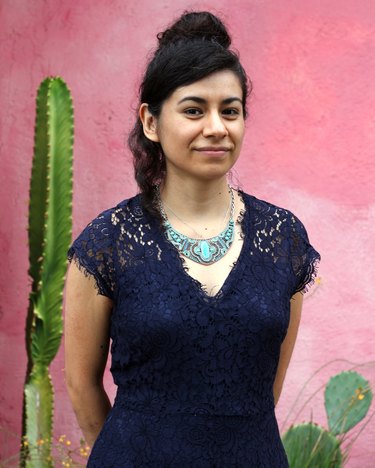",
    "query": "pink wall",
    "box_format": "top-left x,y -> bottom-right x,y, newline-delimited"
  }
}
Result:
1,0 -> 374,465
